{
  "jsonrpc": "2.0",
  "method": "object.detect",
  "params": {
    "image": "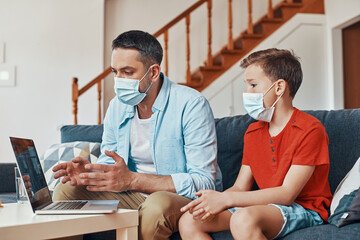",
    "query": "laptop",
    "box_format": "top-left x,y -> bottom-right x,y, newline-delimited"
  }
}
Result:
9,137 -> 119,215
